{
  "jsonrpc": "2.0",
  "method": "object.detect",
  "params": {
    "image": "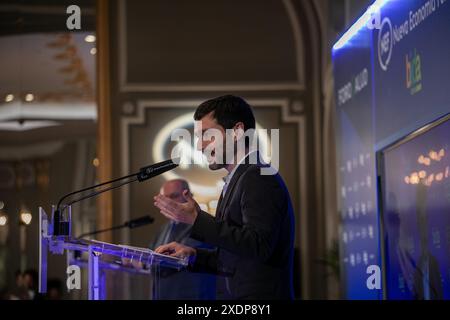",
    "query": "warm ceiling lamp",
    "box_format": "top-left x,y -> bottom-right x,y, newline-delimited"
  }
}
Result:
20,209 -> 32,226
0,215 -> 7,226
25,93 -> 34,102
5,94 -> 14,102
84,35 -> 96,43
